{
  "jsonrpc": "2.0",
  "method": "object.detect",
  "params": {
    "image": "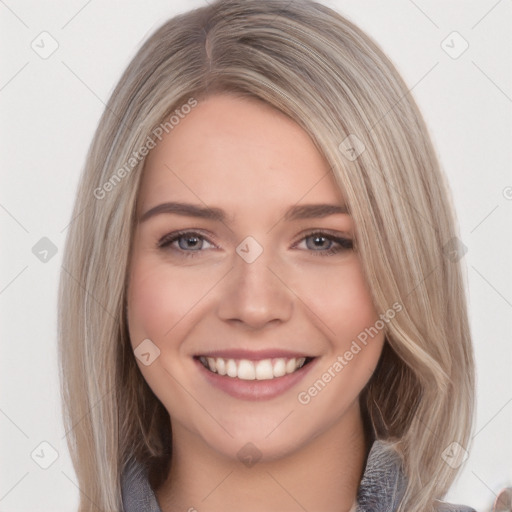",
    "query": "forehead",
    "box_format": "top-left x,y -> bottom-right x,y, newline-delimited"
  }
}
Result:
137,94 -> 345,212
